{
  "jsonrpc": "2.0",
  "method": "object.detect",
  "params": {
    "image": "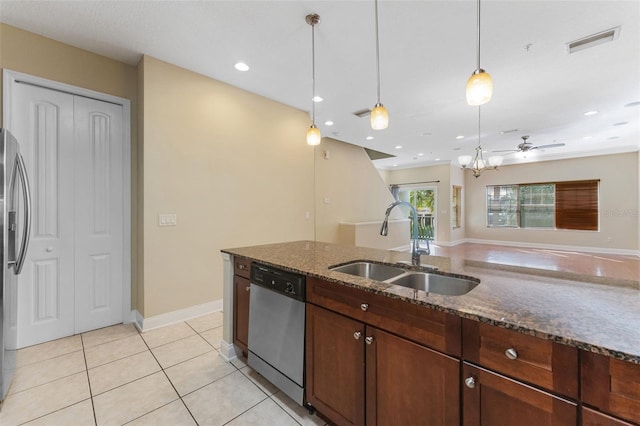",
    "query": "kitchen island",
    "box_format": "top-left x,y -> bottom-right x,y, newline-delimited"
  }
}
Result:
221,240 -> 640,425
